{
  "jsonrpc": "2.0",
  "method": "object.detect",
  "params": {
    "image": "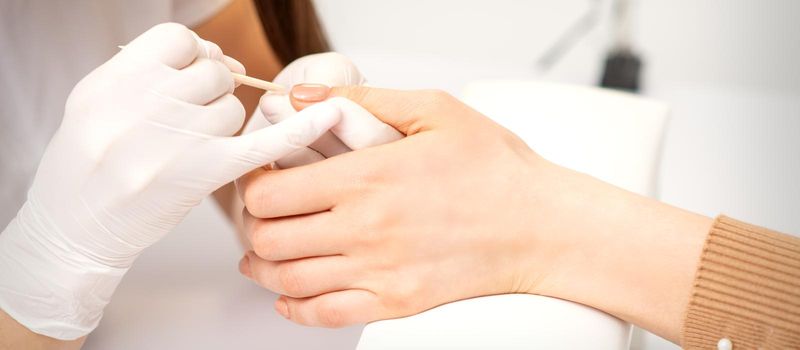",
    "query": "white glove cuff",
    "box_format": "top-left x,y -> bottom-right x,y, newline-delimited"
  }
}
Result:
0,201 -> 128,340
